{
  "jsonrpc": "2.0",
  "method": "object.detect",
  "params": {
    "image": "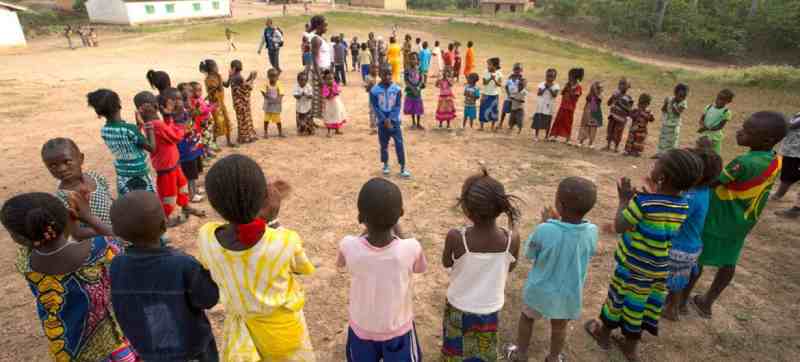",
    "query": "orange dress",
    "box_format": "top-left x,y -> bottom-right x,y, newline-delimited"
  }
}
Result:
463,47 -> 475,77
